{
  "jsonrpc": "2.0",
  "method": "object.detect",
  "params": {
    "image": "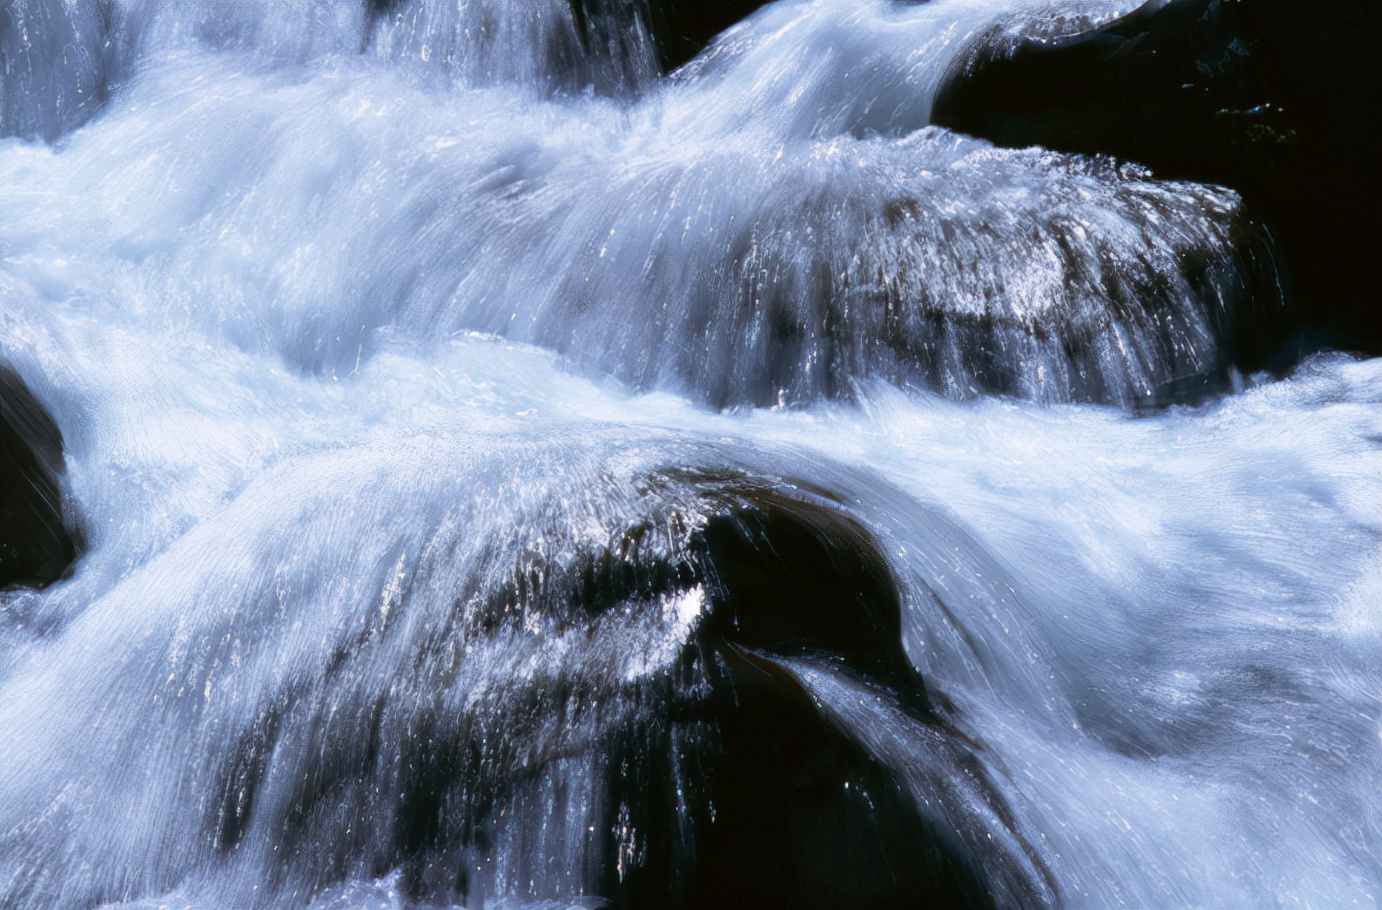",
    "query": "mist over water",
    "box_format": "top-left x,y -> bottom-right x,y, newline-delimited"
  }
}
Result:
1,1 -> 1378,908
